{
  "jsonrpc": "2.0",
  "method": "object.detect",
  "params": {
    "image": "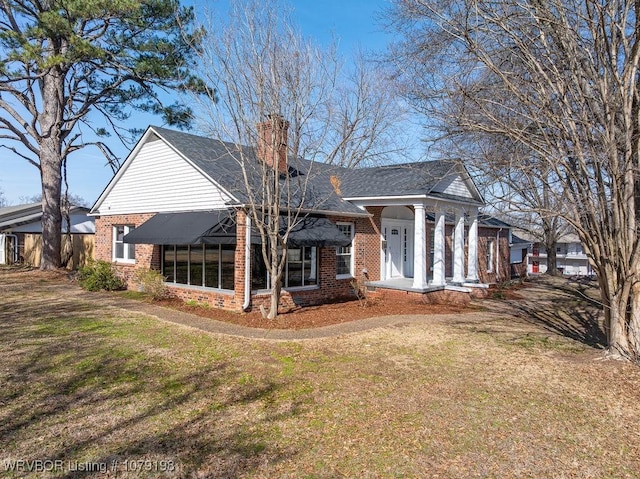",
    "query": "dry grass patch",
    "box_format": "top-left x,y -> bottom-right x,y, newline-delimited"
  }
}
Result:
1,267 -> 640,478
